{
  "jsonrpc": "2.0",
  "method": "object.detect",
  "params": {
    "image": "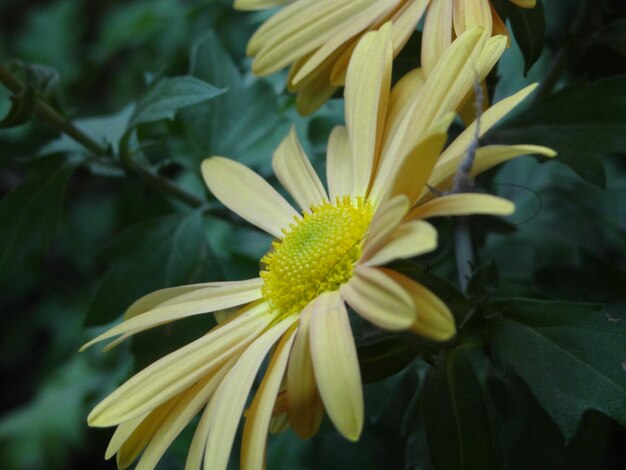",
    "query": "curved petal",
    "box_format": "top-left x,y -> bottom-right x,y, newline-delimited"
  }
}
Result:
340,265 -> 415,330
361,195 -> 409,259
408,193 -> 515,219
241,325 -> 297,470
345,22 -> 393,197
424,144 -> 556,198
202,157 -> 298,239
363,220 -> 438,267
235,0 -> 292,10
286,304 -> 324,438
105,415 -> 146,460
309,291 -> 363,441
421,0 -> 454,77
382,269 -> 456,341
134,362 -> 233,470
510,0 -> 537,8
81,279 -> 263,350
273,126 -> 327,211
452,0 -> 493,37
88,303 -> 272,427
326,126 -> 352,200
202,316 -> 298,470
